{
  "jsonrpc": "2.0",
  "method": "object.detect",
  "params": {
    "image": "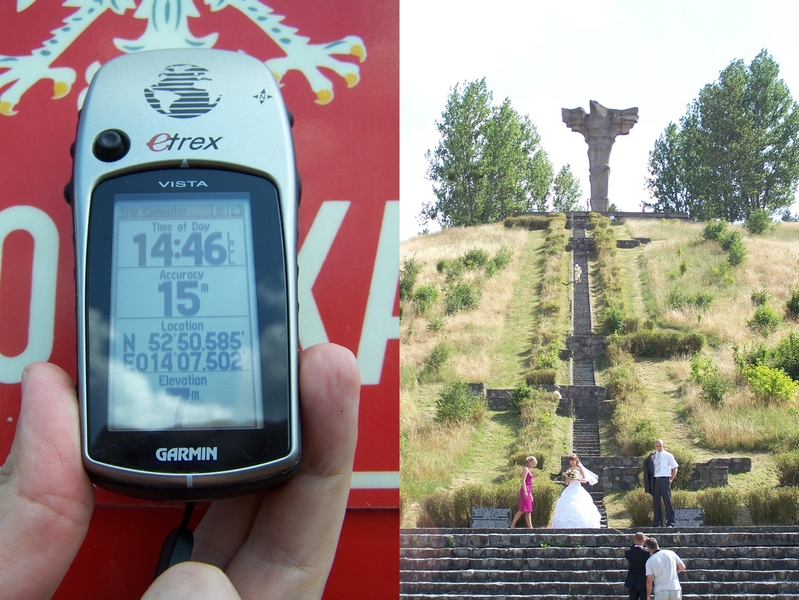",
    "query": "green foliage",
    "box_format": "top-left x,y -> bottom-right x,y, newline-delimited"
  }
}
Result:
745,208 -> 773,235
726,235 -> 747,266
492,246 -> 513,271
751,289 -> 771,306
690,353 -> 733,408
399,256 -> 422,301
462,248 -> 490,270
775,450 -> 799,486
698,487 -> 740,525
744,486 -> 799,525
786,288 -> 799,319
609,331 -> 705,358
419,343 -> 451,383
426,315 -> 445,332
422,78 -> 554,228
670,446 -> 697,490
412,283 -> 439,315
503,215 -> 551,230
741,364 -> 798,405
434,380 -> 479,424
667,287 -> 714,310
735,333 -> 799,381
747,304 -> 782,335
524,369 -> 556,385
509,381 -> 532,411
645,50 -> 799,221
551,163 -> 582,212
444,280 -> 482,315
628,421 -> 657,457
624,488 -> 653,527
702,219 -> 728,242
603,301 -> 627,335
